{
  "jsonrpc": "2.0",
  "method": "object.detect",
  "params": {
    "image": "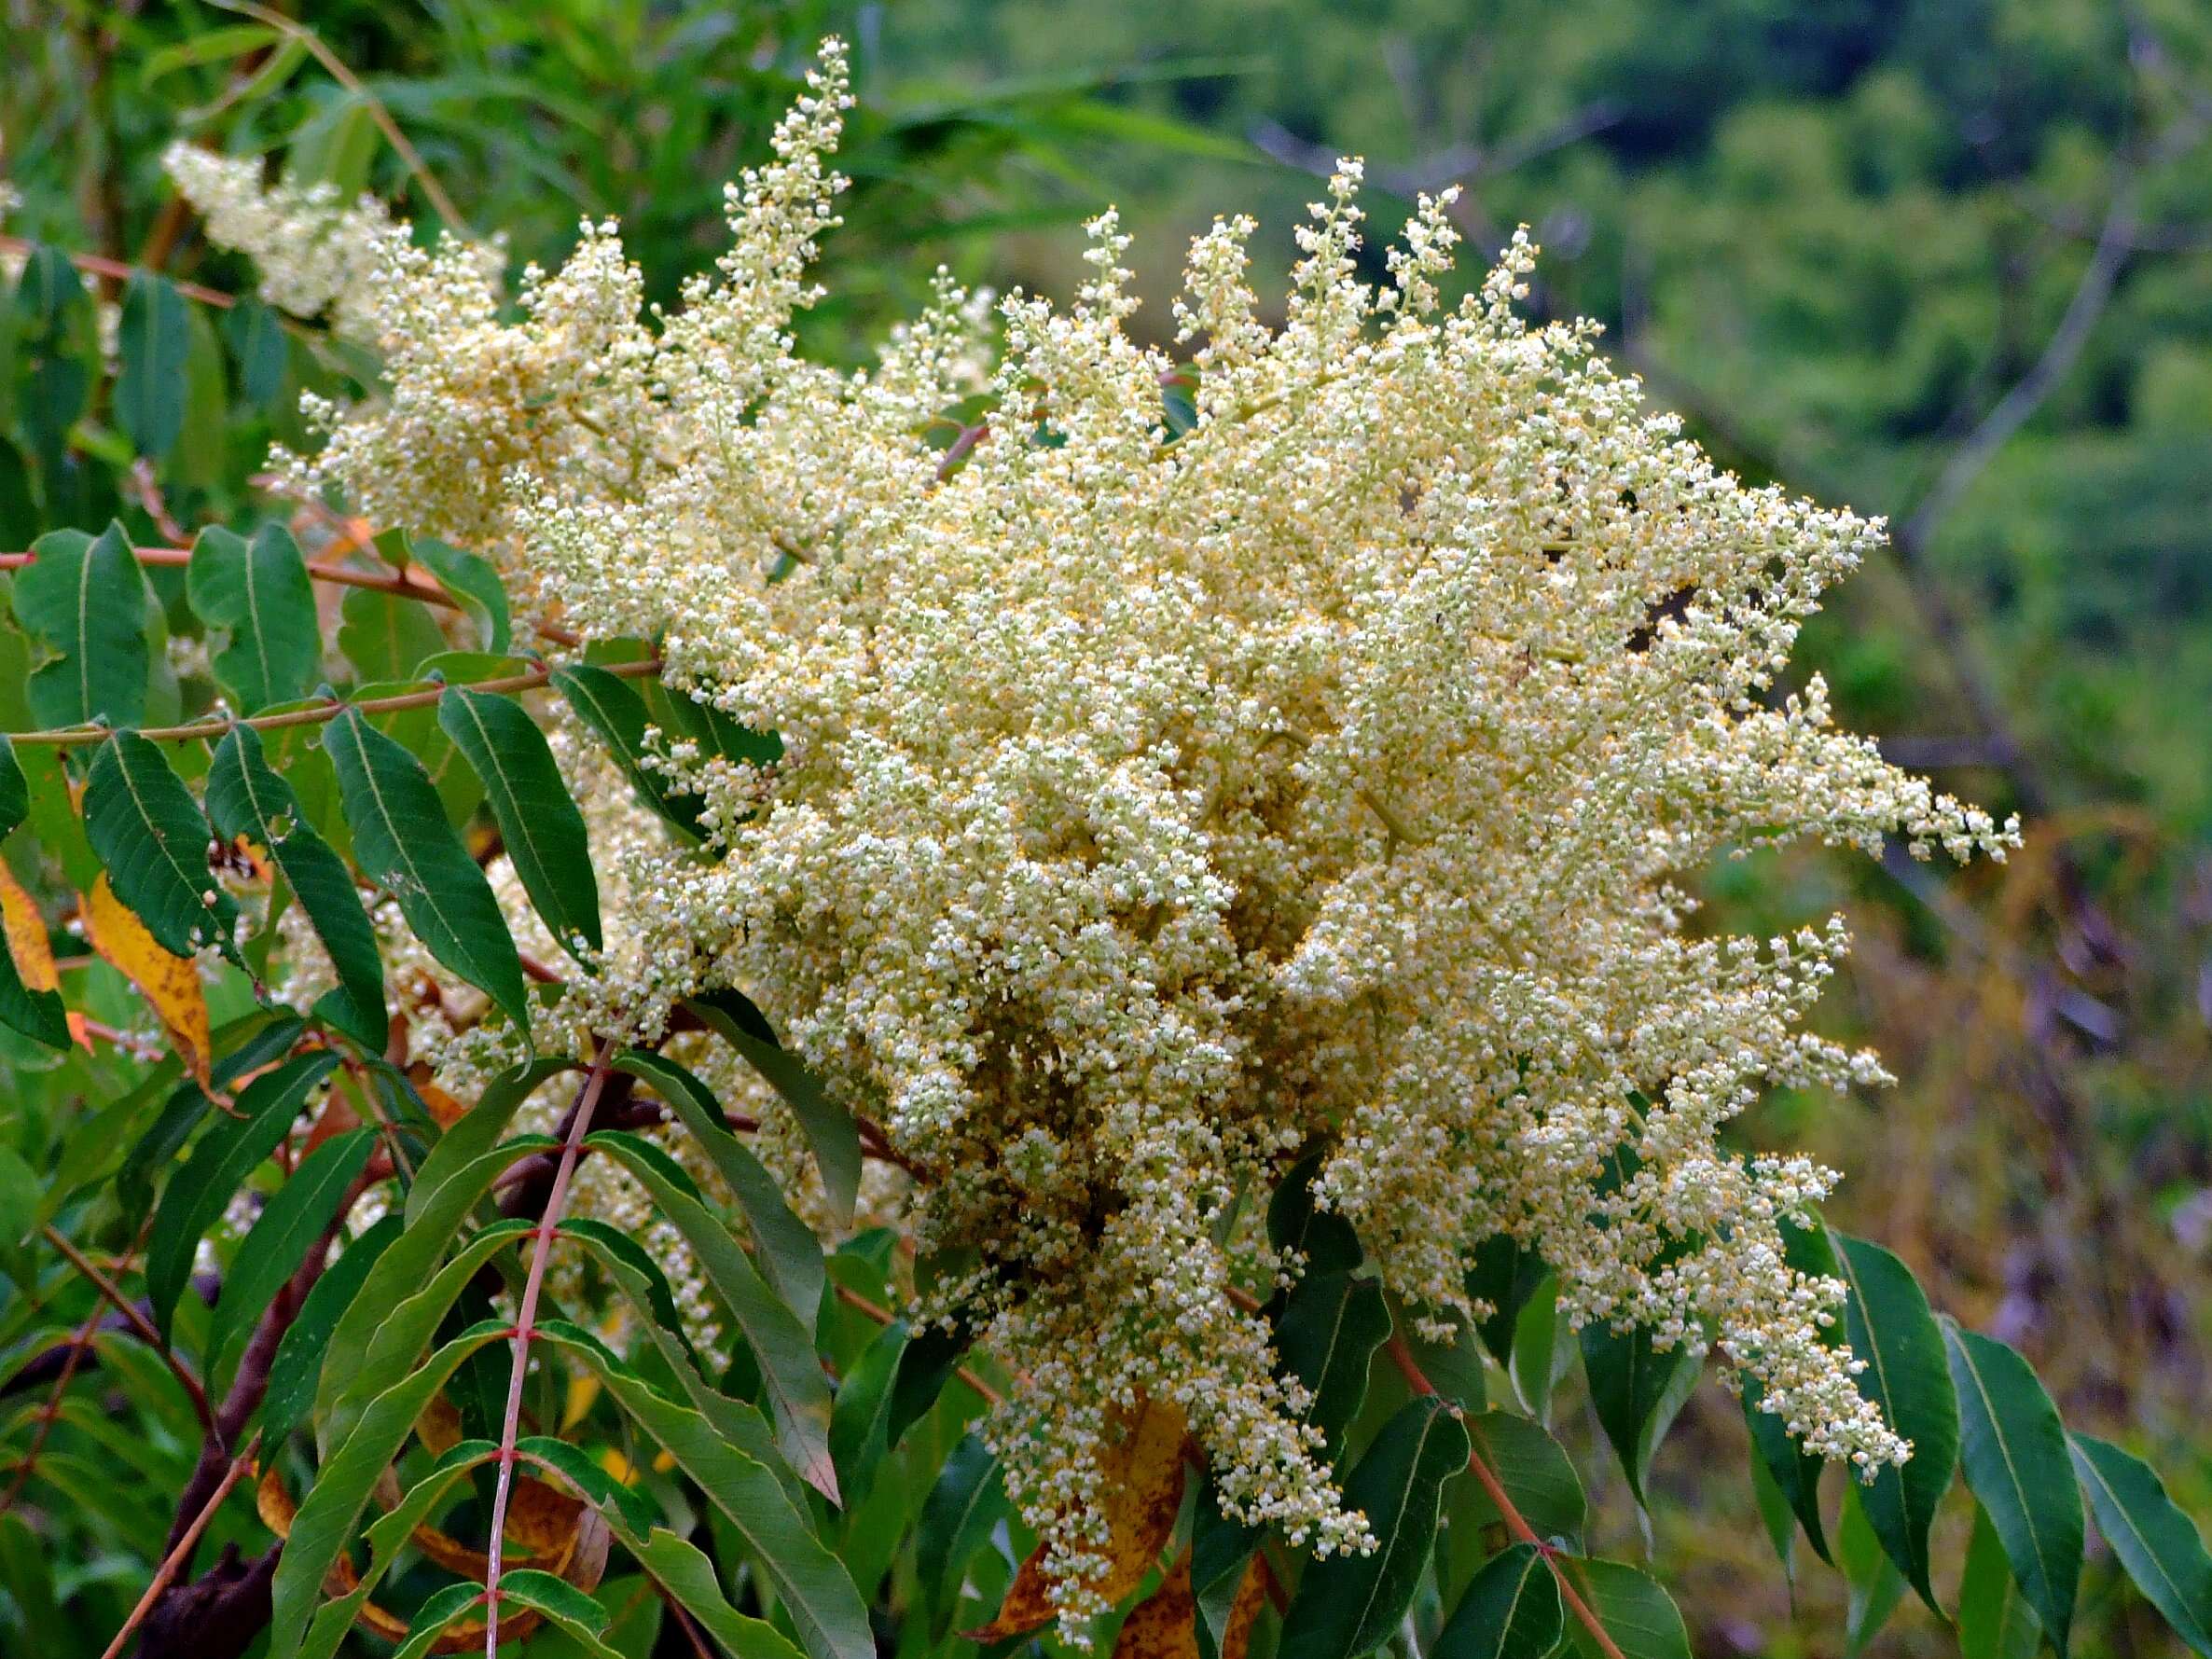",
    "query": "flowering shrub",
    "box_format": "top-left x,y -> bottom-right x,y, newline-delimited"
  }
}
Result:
3,29 -> 2205,1659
